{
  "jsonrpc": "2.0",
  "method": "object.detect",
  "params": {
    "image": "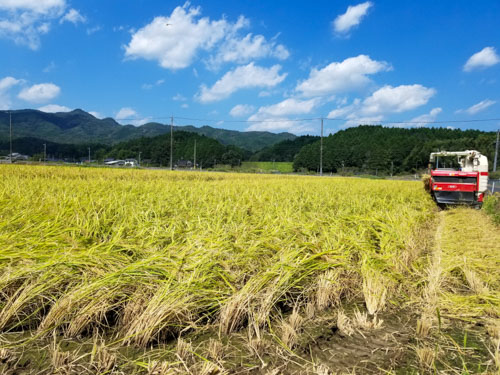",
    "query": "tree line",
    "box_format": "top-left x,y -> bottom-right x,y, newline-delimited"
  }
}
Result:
293,126 -> 497,173
2,126 -> 496,174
